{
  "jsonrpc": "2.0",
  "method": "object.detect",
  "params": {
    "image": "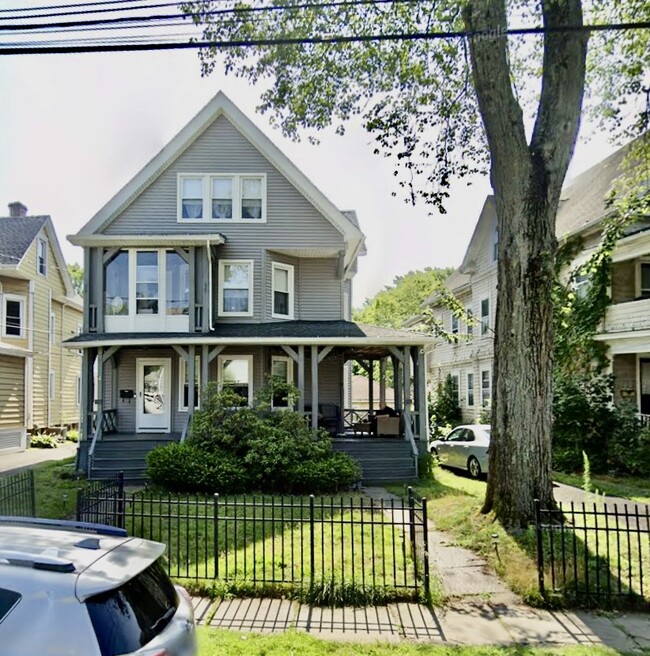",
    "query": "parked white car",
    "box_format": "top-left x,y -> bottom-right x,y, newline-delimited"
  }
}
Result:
429,424 -> 491,478
0,516 -> 196,656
